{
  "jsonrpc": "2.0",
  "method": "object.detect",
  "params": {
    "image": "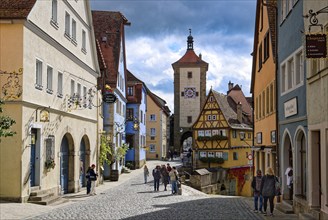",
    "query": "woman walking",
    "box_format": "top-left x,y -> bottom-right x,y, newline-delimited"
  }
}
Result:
260,167 -> 277,216
144,164 -> 149,184
169,166 -> 179,195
